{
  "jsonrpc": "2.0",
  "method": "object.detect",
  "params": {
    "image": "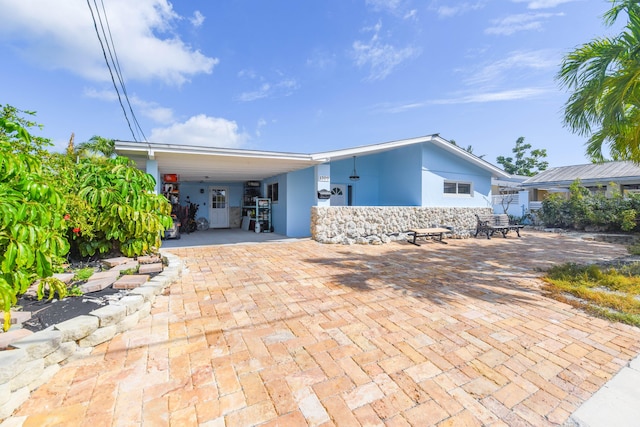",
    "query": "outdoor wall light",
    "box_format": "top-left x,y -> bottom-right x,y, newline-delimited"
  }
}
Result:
349,156 -> 360,181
